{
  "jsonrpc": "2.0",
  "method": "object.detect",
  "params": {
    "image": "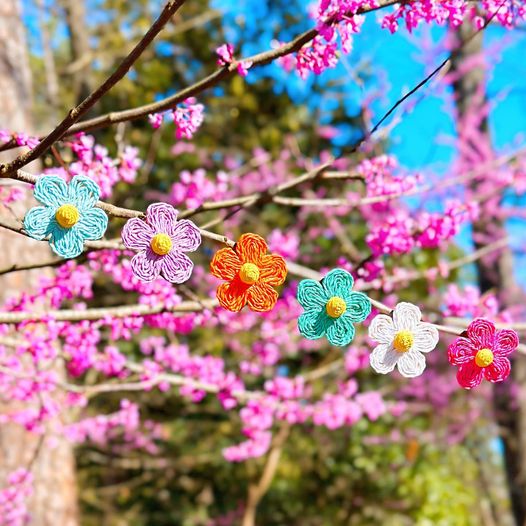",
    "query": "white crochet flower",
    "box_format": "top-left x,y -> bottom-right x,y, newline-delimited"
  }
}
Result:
368,302 -> 439,378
